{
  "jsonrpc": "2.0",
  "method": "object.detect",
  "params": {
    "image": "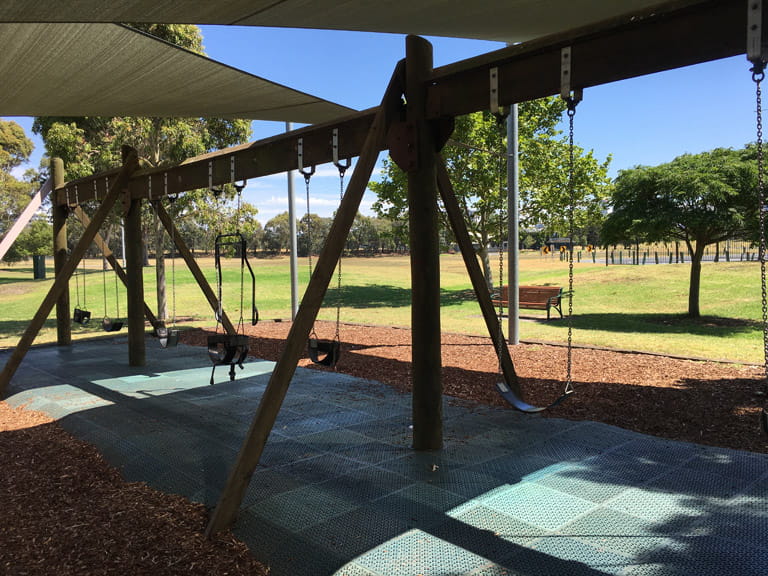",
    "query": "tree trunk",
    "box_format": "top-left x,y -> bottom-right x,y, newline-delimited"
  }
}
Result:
478,245 -> 493,292
687,240 -> 706,318
155,211 -> 167,324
